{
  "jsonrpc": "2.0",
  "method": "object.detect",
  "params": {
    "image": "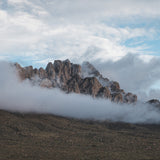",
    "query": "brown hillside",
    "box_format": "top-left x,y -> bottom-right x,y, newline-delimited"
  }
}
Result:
1,109 -> 160,160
